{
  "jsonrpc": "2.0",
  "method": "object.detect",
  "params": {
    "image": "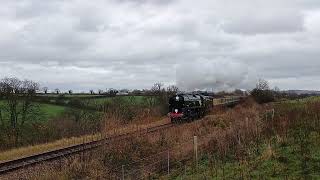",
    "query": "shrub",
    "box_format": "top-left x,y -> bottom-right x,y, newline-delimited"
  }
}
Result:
251,88 -> 275,104
68,98 -> 85,108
